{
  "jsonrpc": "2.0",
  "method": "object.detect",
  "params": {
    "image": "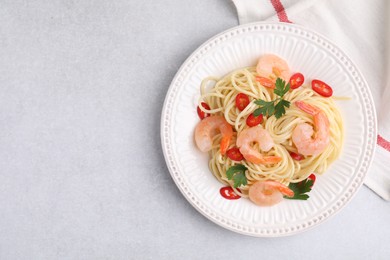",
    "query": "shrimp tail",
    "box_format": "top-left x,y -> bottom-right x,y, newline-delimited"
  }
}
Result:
277,185 -> 294,197
244,154 -> 282,164
295,101 -> 319,115
220,136 -> 231,155
267,181 -> 294,197
259,156 -> 282,164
